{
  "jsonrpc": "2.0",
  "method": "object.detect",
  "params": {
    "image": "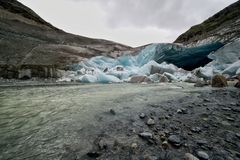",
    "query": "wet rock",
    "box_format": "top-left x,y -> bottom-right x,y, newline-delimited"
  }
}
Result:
139,132 -> 153,139
182,108 -> 188,114
197,151 -> 209,160
168,135 -> 181,146
184,153 -> 199,160
109,109 -> 116,115
211,75 -> 228,88
147,118 -> 155,125
139,113 -> 146,119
